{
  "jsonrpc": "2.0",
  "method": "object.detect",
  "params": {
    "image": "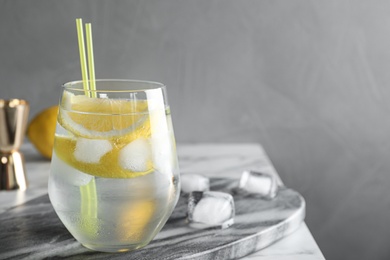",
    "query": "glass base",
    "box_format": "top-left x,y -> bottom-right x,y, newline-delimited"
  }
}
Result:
82,242 -> 149,253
